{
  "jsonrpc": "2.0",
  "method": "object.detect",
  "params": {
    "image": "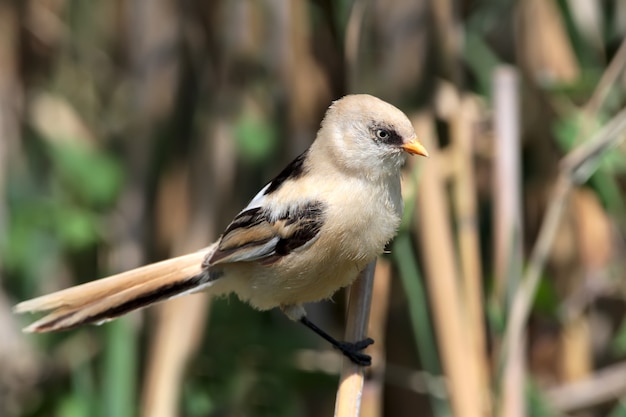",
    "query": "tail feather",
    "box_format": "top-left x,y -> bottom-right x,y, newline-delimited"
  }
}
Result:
15,245 -> 217,333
